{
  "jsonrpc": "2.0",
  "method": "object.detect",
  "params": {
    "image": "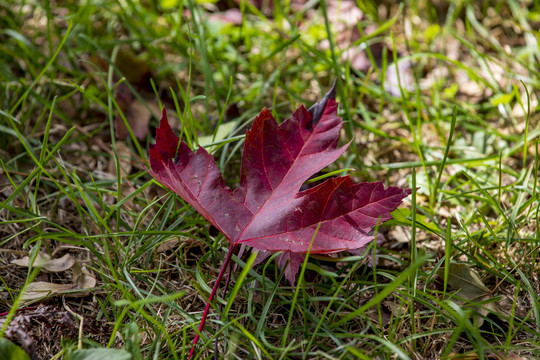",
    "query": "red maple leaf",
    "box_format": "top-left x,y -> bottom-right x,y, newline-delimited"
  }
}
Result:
147,85 -> 410,357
